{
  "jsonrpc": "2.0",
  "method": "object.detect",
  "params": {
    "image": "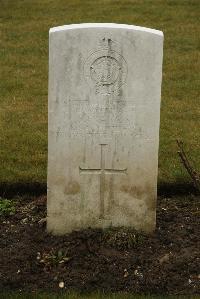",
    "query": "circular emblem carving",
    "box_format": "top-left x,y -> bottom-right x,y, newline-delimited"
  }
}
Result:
90,56 -> 120,85
84,49 -> 127,95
